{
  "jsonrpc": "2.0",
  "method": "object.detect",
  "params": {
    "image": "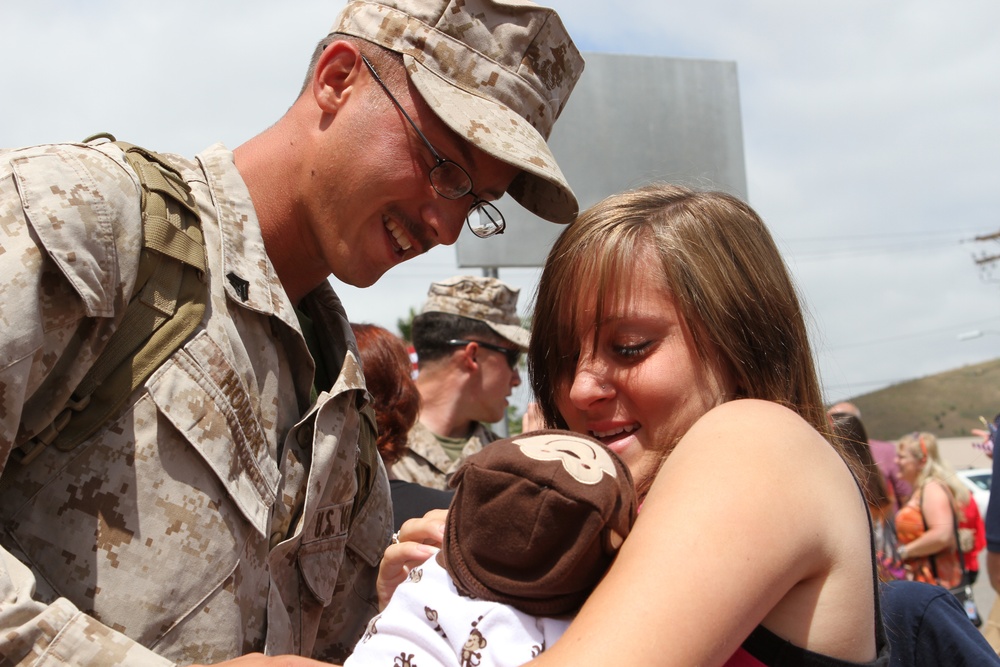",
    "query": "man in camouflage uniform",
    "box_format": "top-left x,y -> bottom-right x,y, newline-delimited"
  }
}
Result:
391,276 -> 530,493
0,0 -> 583,664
